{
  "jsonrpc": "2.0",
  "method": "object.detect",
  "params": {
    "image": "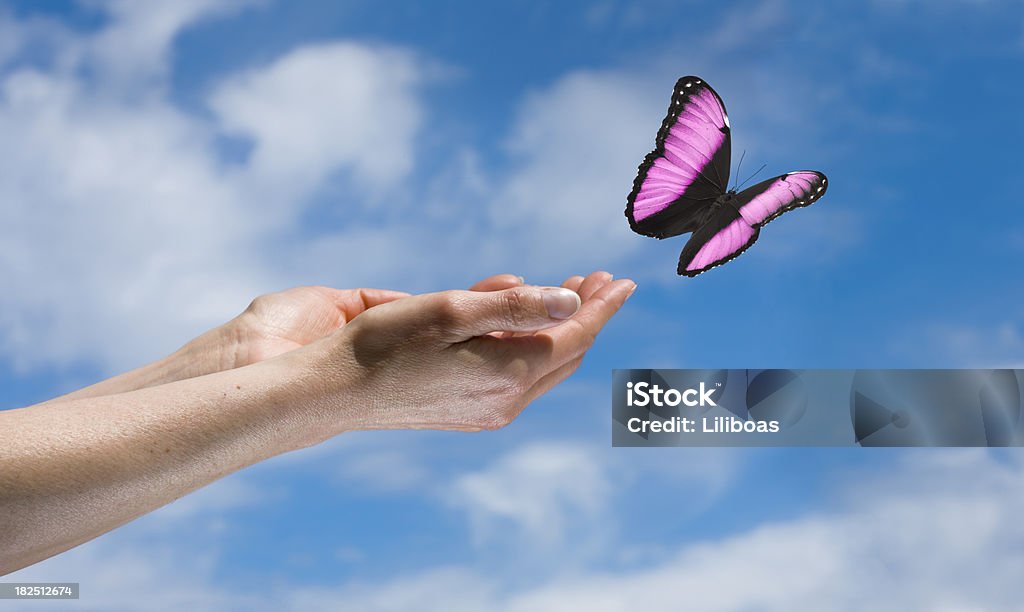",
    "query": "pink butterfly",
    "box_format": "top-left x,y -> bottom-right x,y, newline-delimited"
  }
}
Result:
625,76 -> 828,277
